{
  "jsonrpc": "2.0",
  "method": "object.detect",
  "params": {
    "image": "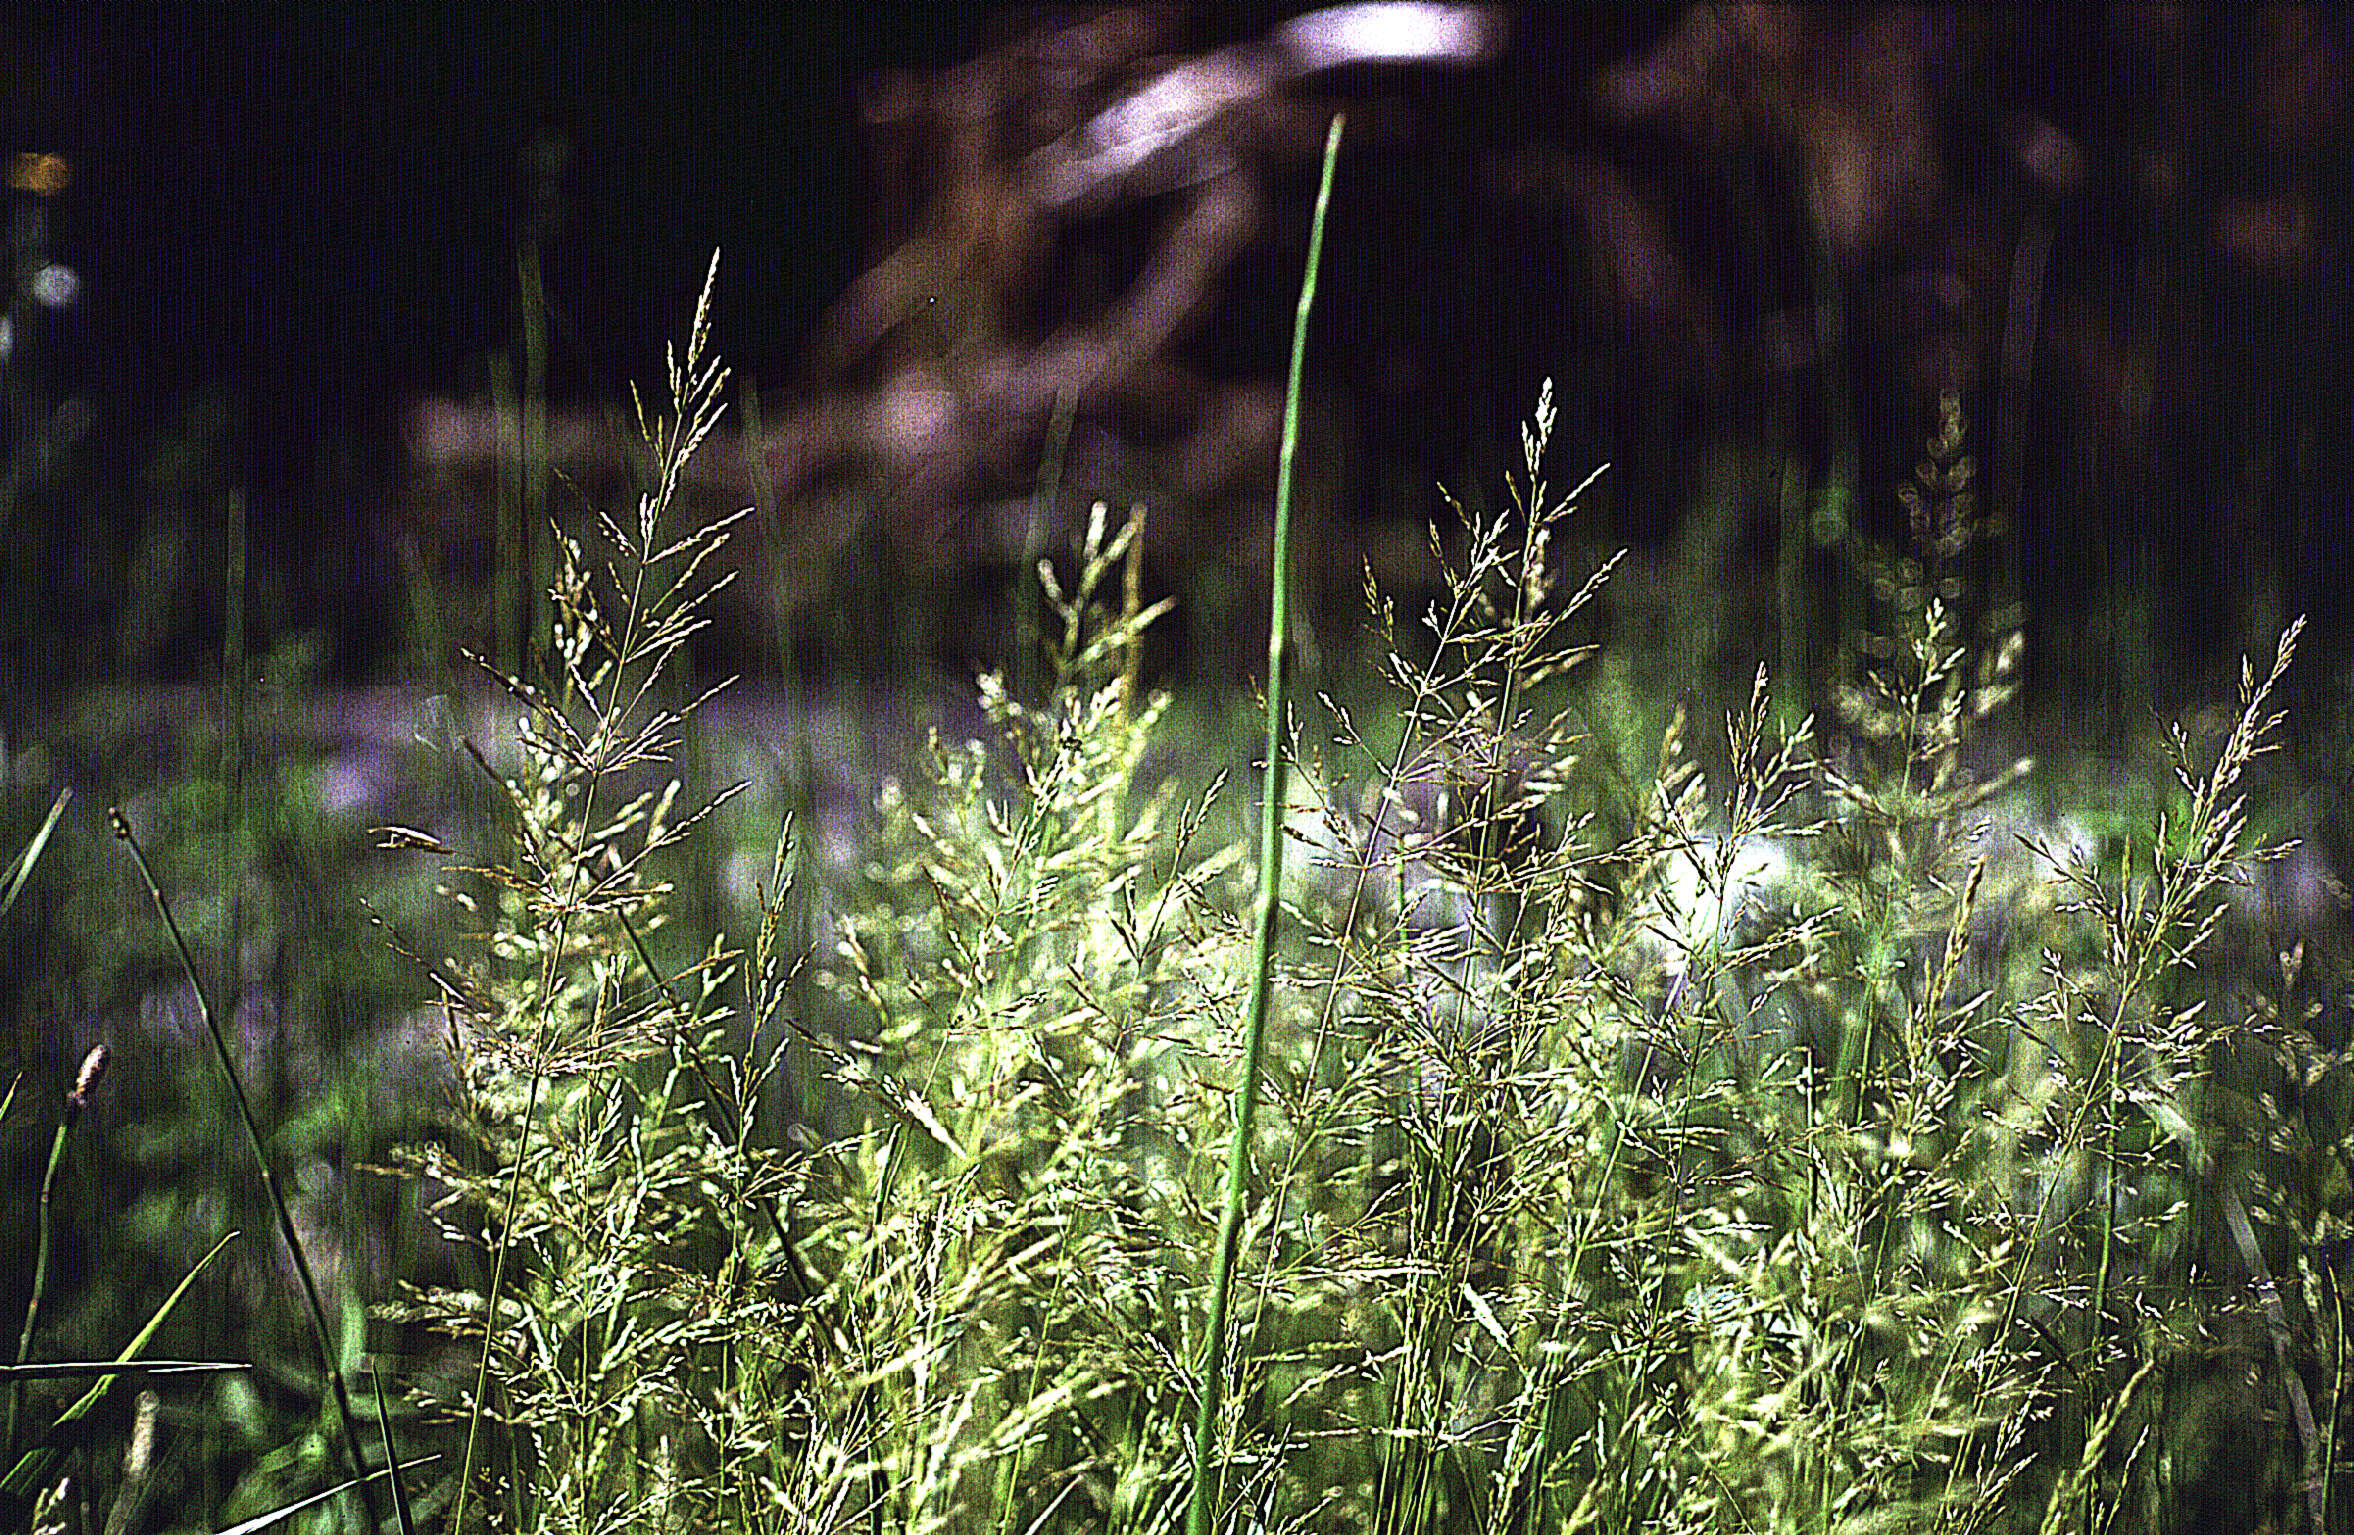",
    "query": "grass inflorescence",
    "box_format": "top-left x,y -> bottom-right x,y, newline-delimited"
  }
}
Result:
367,230 -> 2331,1531
5,154 -> 2346,1535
